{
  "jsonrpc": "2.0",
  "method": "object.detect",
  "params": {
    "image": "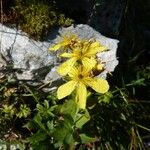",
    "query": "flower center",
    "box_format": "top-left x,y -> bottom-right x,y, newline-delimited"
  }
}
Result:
78,74 -> 84,79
